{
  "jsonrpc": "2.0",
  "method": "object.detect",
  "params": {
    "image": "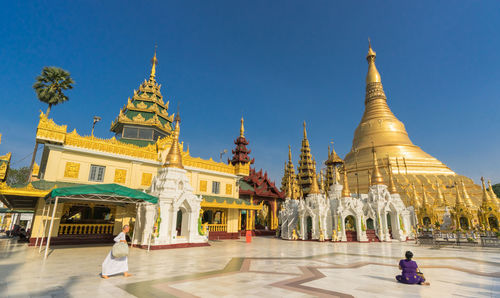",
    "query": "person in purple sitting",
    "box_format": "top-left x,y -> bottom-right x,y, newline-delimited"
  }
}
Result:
396,251 -> 430,285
